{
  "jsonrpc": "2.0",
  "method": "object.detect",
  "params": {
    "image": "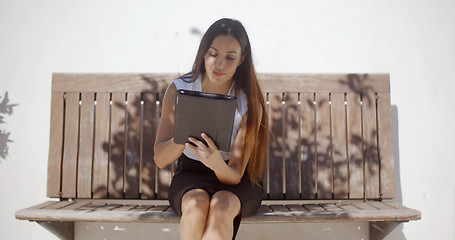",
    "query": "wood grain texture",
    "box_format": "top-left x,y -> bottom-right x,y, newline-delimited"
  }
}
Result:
52,73 -> 175,93
140,93 -> 157,199
16,200 -> 421,223
46,73 -> 394,201
109,93 -> 126,199
331,93 -> 349,199
258,74 -> 390,93
377,93 -> 395,199
92,93 -> 110,198
363,93 -> 380,199
52,73 -> 389,94
346,93 -> 364,199
125,92 -> 141,199
284,93 -> 300,199
268,93 -> 284,199
47,93 -> 64,198
77,93 -> 95,198
316,93 -> 332,199
61,93 -> 79,198
300,93 -> 316,199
